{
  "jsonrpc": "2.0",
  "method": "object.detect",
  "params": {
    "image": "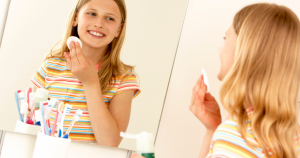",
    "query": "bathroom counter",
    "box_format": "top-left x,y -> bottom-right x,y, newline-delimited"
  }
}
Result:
0,131 -> 131,158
